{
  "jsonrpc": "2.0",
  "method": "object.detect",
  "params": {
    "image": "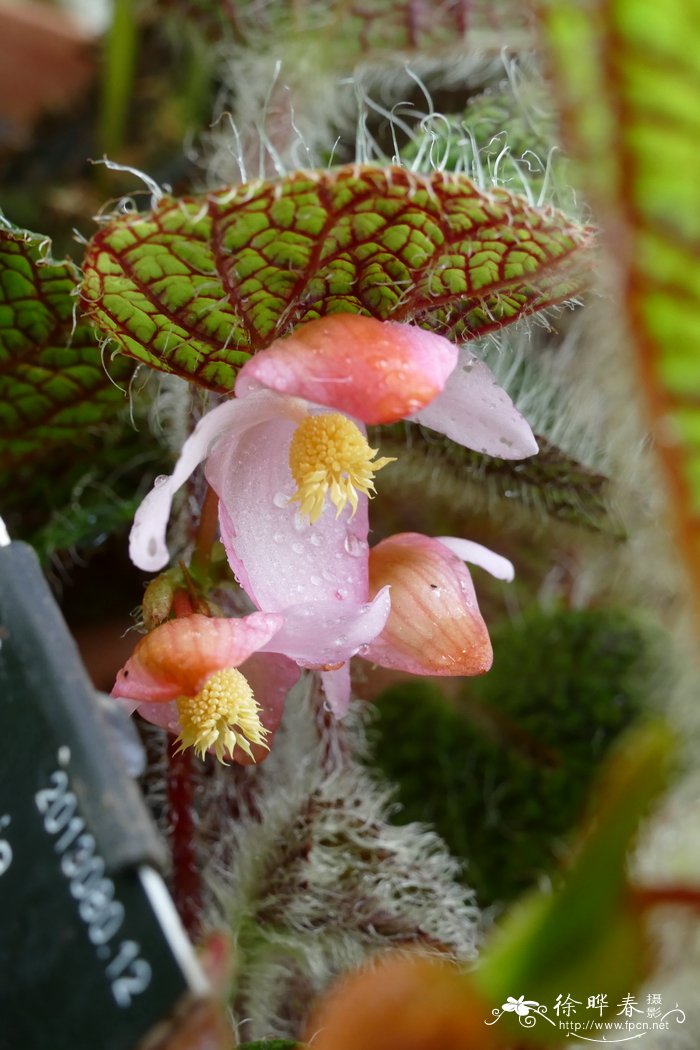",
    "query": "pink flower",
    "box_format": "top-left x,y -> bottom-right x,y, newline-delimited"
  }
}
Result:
363,534 -> 515,676
111,612 -> 300,764
128,316 -> 535,714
